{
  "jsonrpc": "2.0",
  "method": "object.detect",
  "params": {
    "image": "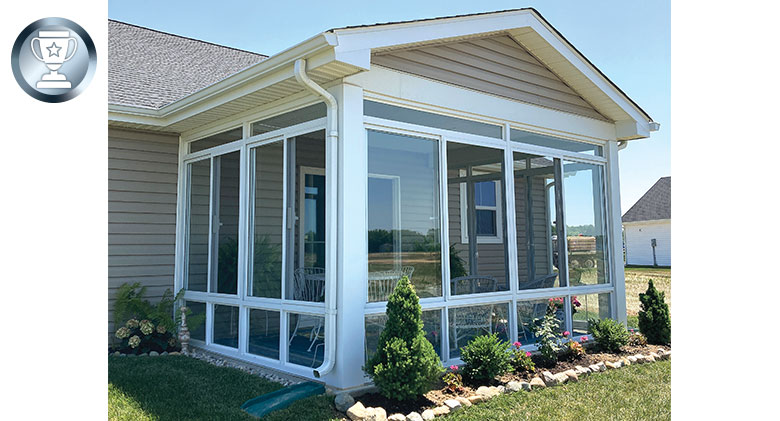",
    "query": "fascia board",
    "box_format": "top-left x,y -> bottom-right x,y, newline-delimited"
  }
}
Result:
332,10 -> 536,56
515,13 -> 653,130
623,219 -> 671,226
108,33 -> 337,127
